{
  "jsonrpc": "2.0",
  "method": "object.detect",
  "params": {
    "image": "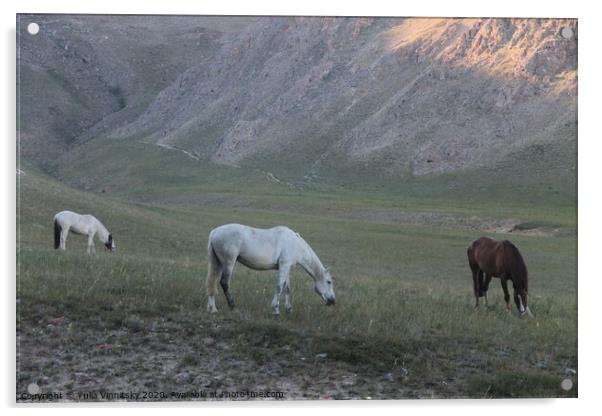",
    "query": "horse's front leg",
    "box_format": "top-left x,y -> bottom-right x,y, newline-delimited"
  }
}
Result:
471,269 -> 480,308
513,287 -> 527,317
272,263 -> 291,316
87,235 -> 95,255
